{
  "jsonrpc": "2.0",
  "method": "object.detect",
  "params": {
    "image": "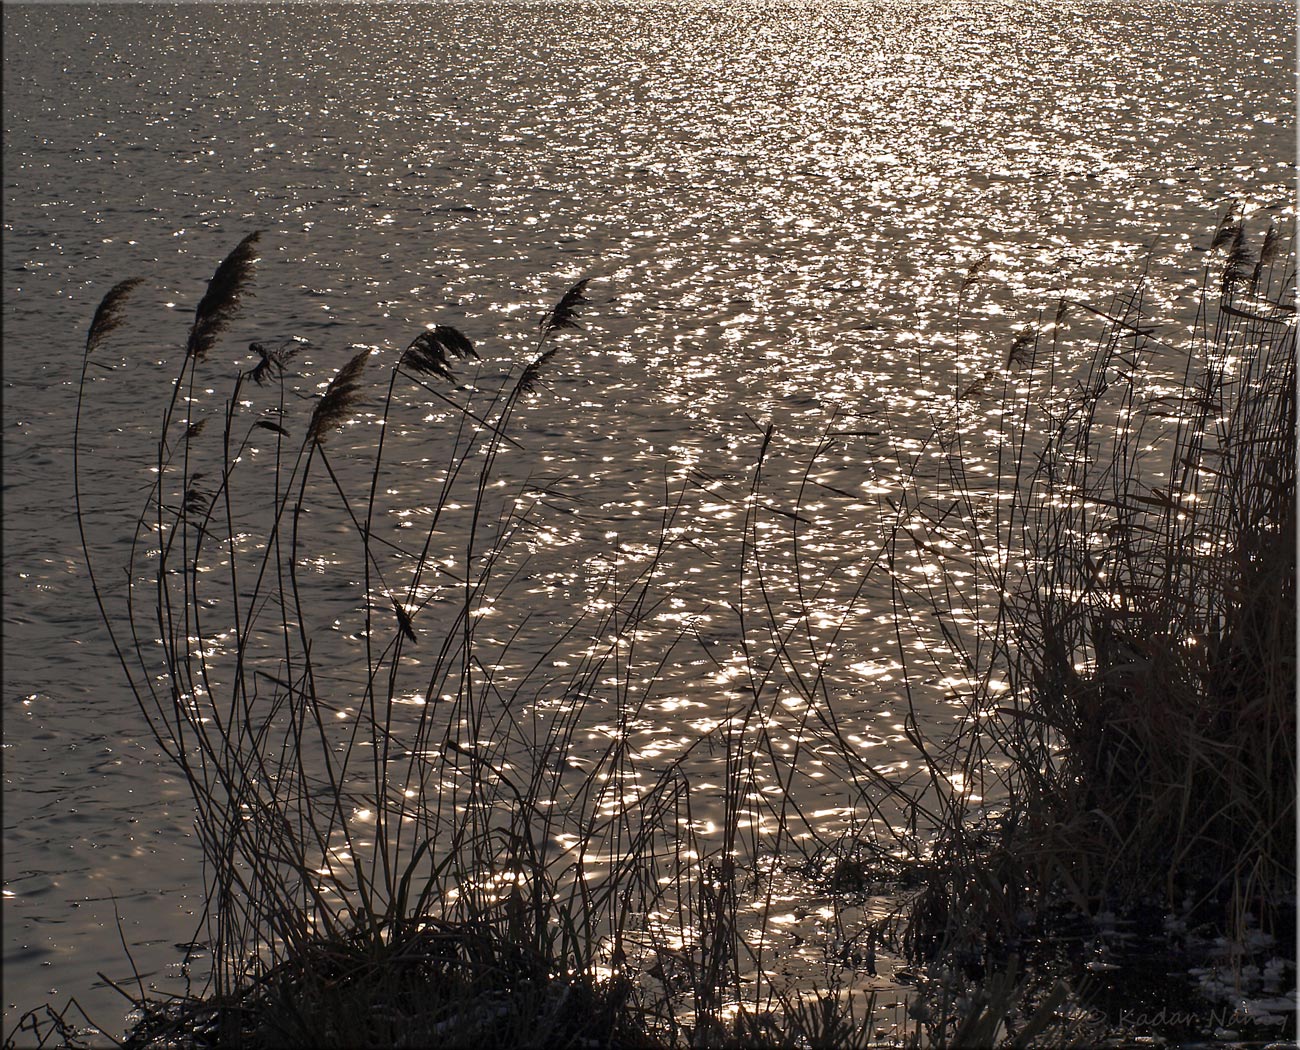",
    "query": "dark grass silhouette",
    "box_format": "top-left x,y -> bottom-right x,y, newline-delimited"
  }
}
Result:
14,217 -> 1290,1048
